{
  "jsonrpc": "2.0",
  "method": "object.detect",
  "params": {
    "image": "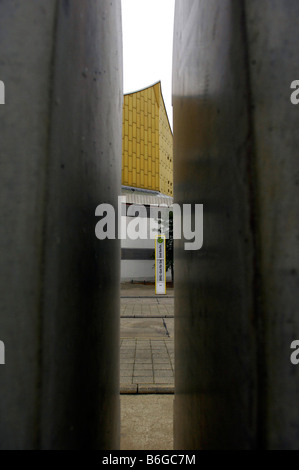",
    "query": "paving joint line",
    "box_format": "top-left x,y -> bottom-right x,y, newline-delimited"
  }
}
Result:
121,337 -> 173,340
120,384 -> 174,394
121,296 -> 174,299
121,315 -> 174,318
165,339 -> 174,373
162,318 -> 170,337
